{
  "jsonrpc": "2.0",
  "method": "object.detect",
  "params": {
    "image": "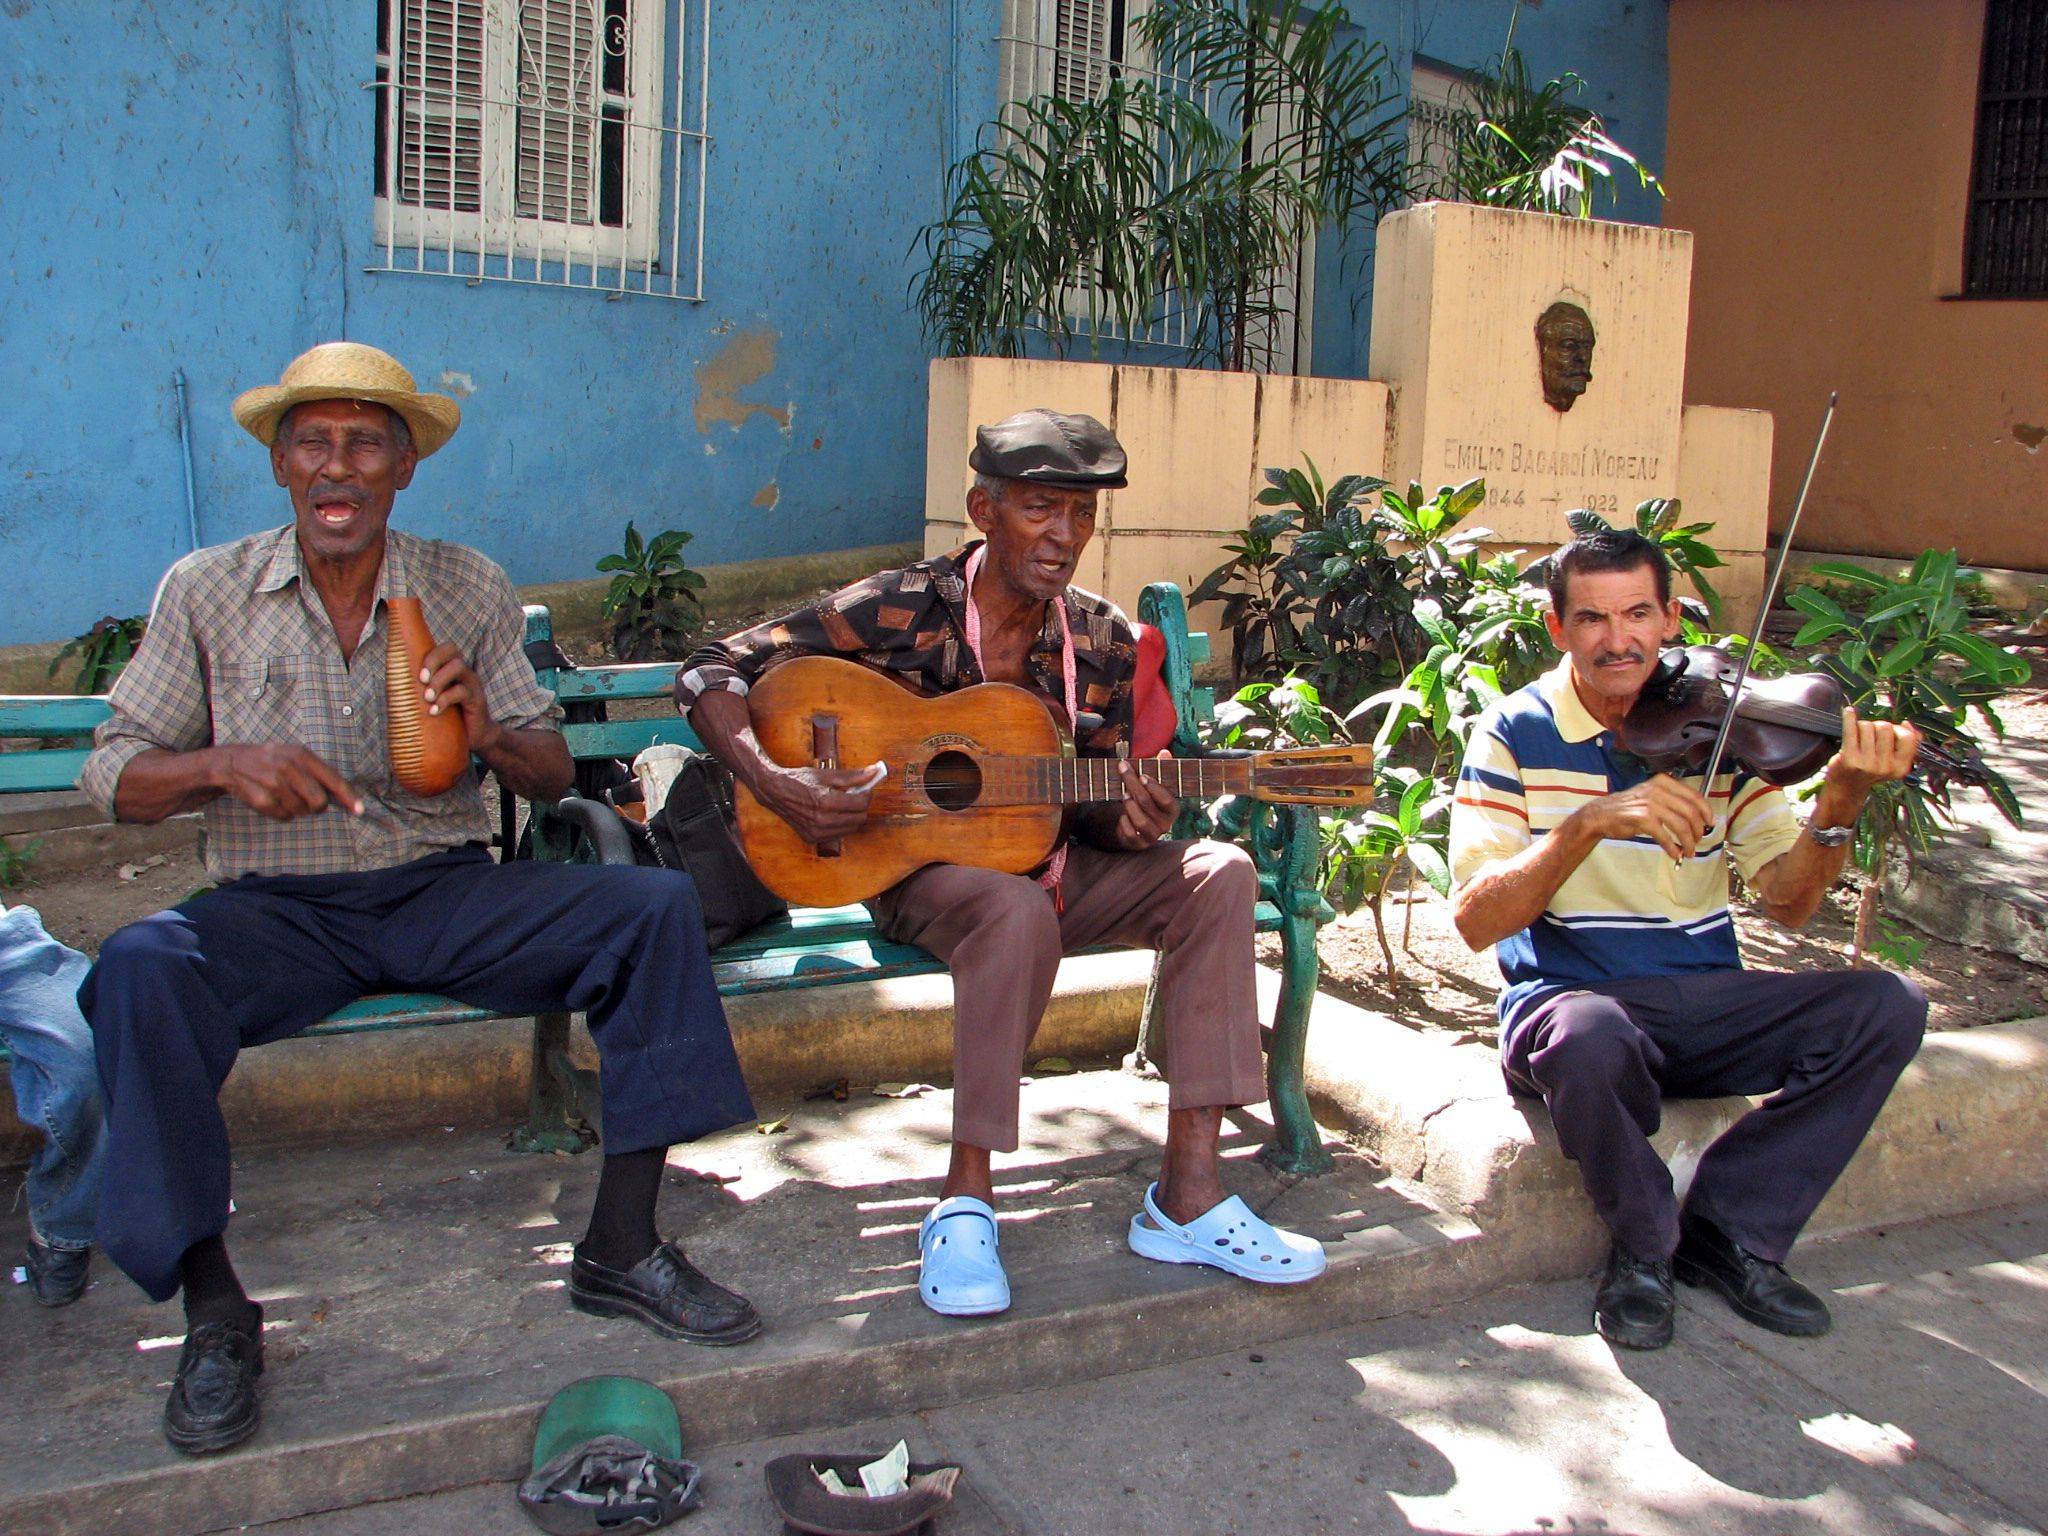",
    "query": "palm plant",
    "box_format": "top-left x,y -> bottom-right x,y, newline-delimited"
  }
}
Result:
915,0 -> 1409,372
1440,45 -> 1662,217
